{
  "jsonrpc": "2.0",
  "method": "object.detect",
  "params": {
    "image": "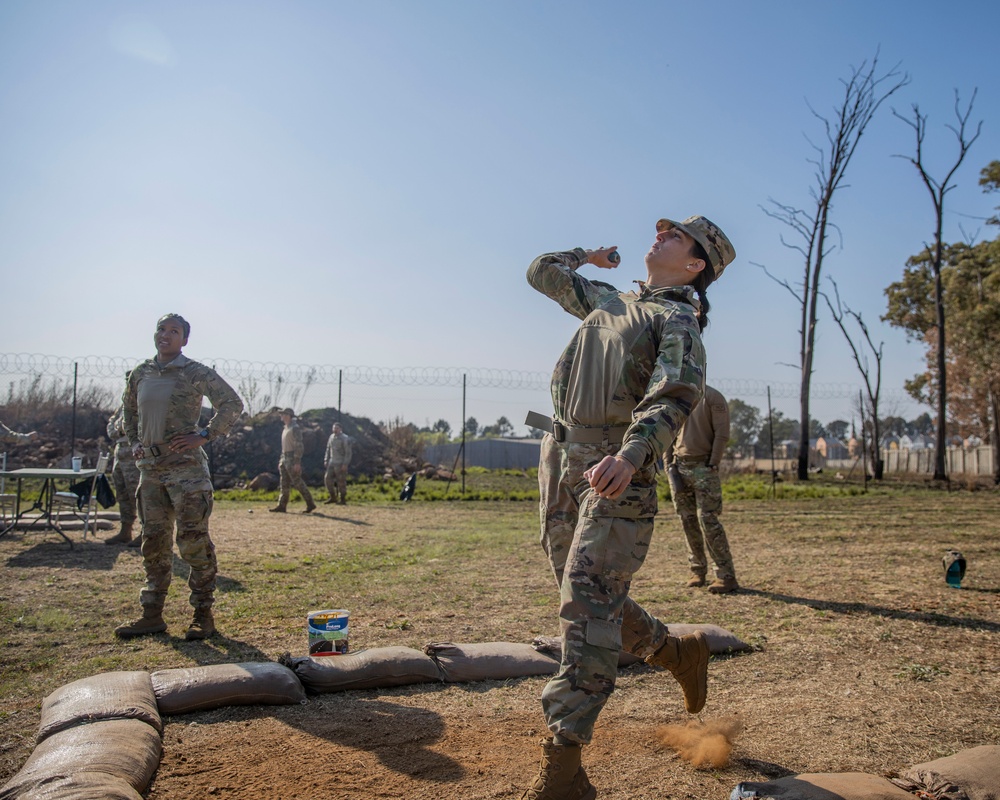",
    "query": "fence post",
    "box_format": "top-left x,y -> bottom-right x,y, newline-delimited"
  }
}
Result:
461,374 -> 466,495
71,362 -> 78,461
